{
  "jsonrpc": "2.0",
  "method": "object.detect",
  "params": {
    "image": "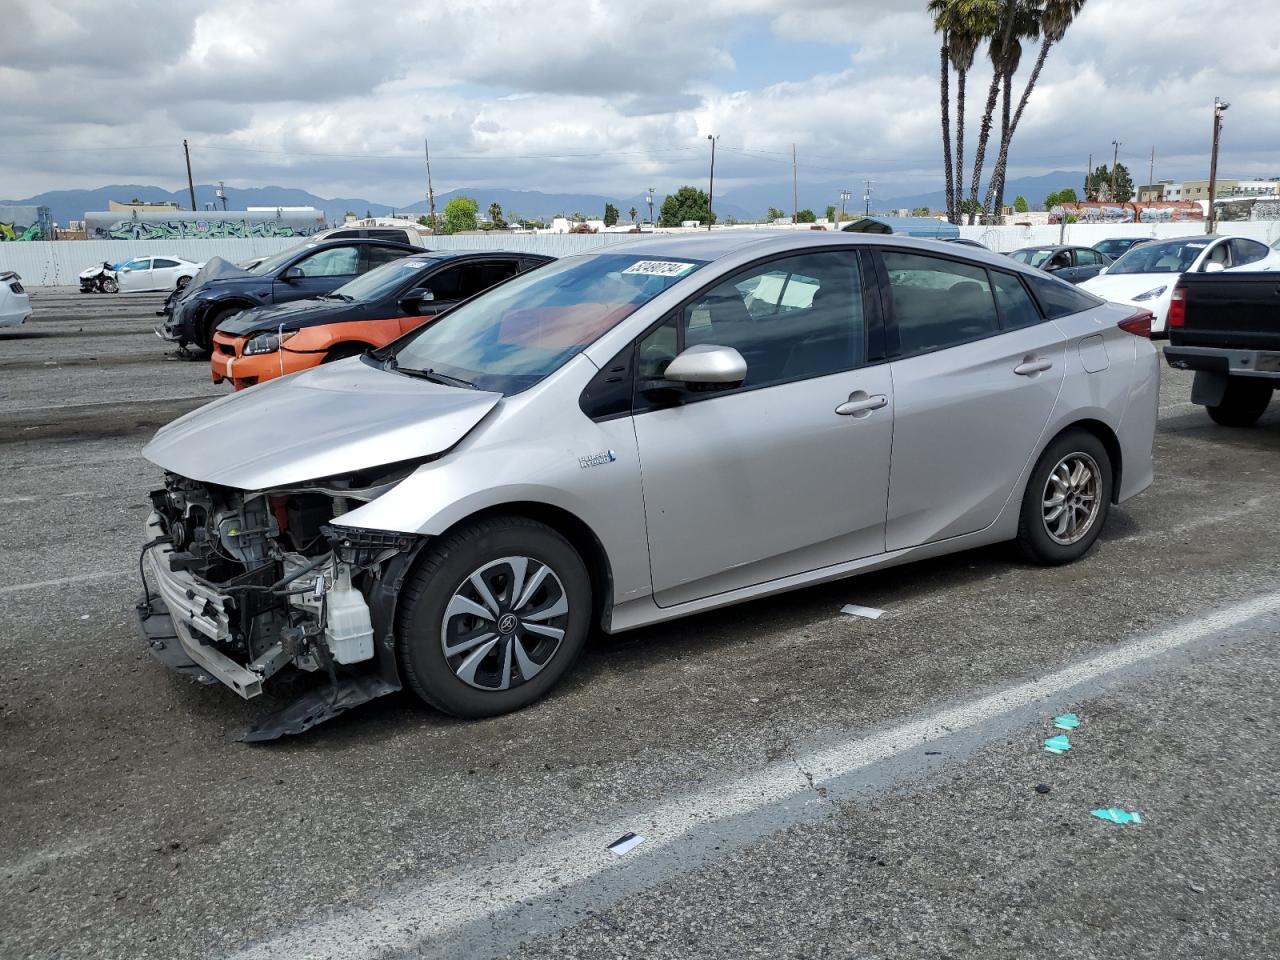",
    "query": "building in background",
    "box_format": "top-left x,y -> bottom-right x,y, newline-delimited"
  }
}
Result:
84,207 -> 325,240
1158,178 -> 1280,202
0,205 -> 54,241
108,199 -> 180,213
